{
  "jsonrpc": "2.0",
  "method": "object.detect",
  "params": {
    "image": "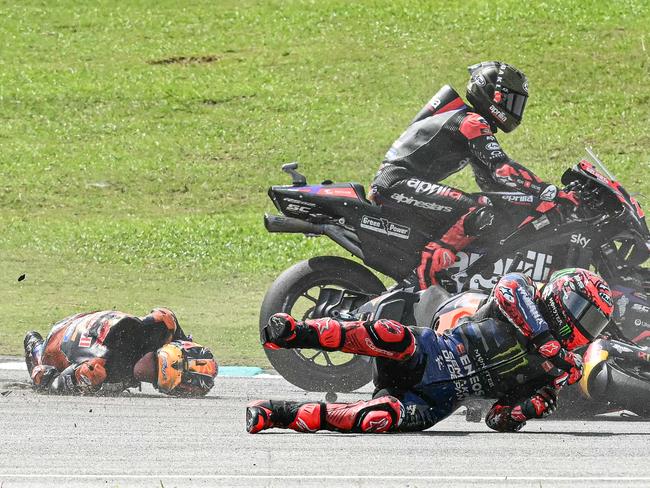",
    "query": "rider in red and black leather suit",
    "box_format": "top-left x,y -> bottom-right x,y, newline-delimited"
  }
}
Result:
247,269 -> 613,434
371,61 -> 578,289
